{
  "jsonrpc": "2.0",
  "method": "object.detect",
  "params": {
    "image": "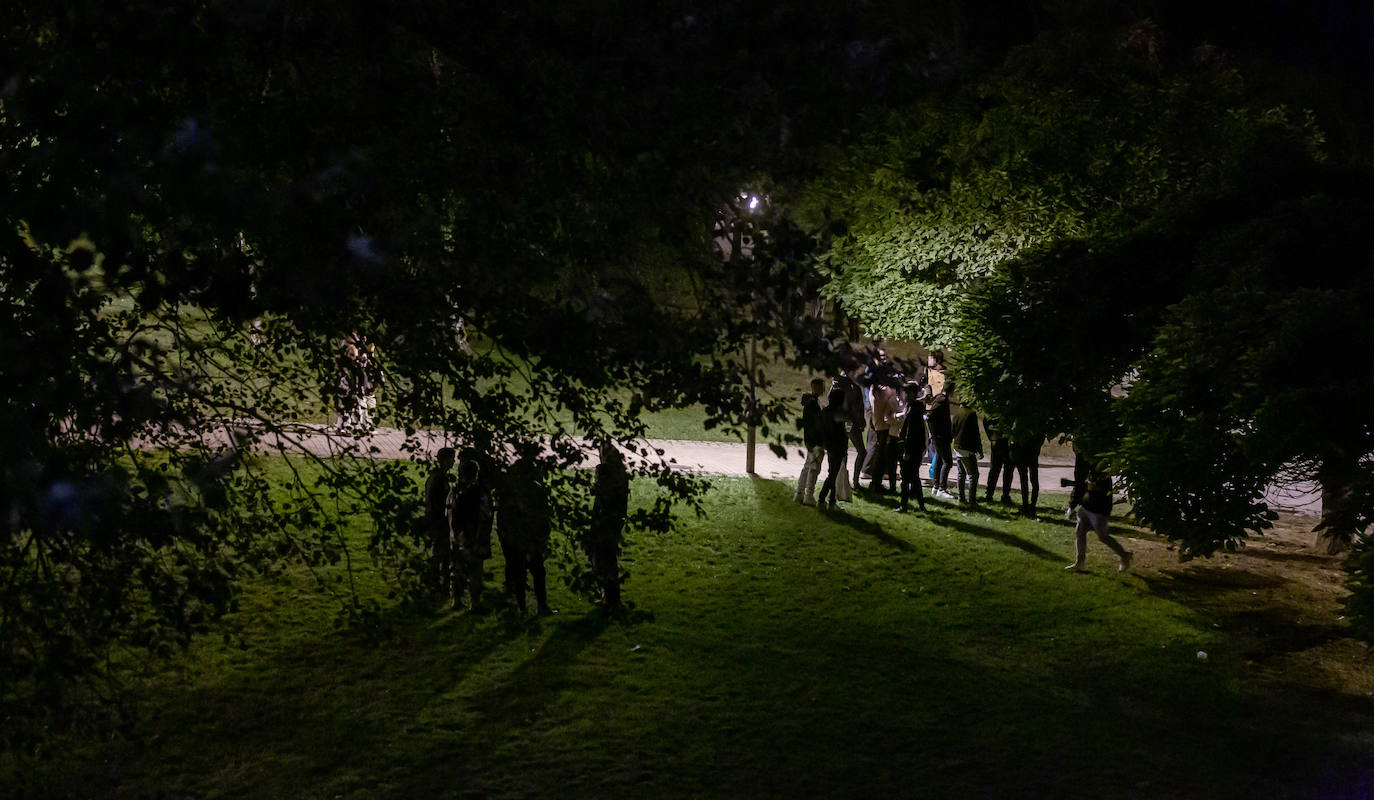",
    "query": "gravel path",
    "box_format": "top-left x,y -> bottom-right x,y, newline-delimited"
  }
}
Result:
226,421 -> 1323,517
